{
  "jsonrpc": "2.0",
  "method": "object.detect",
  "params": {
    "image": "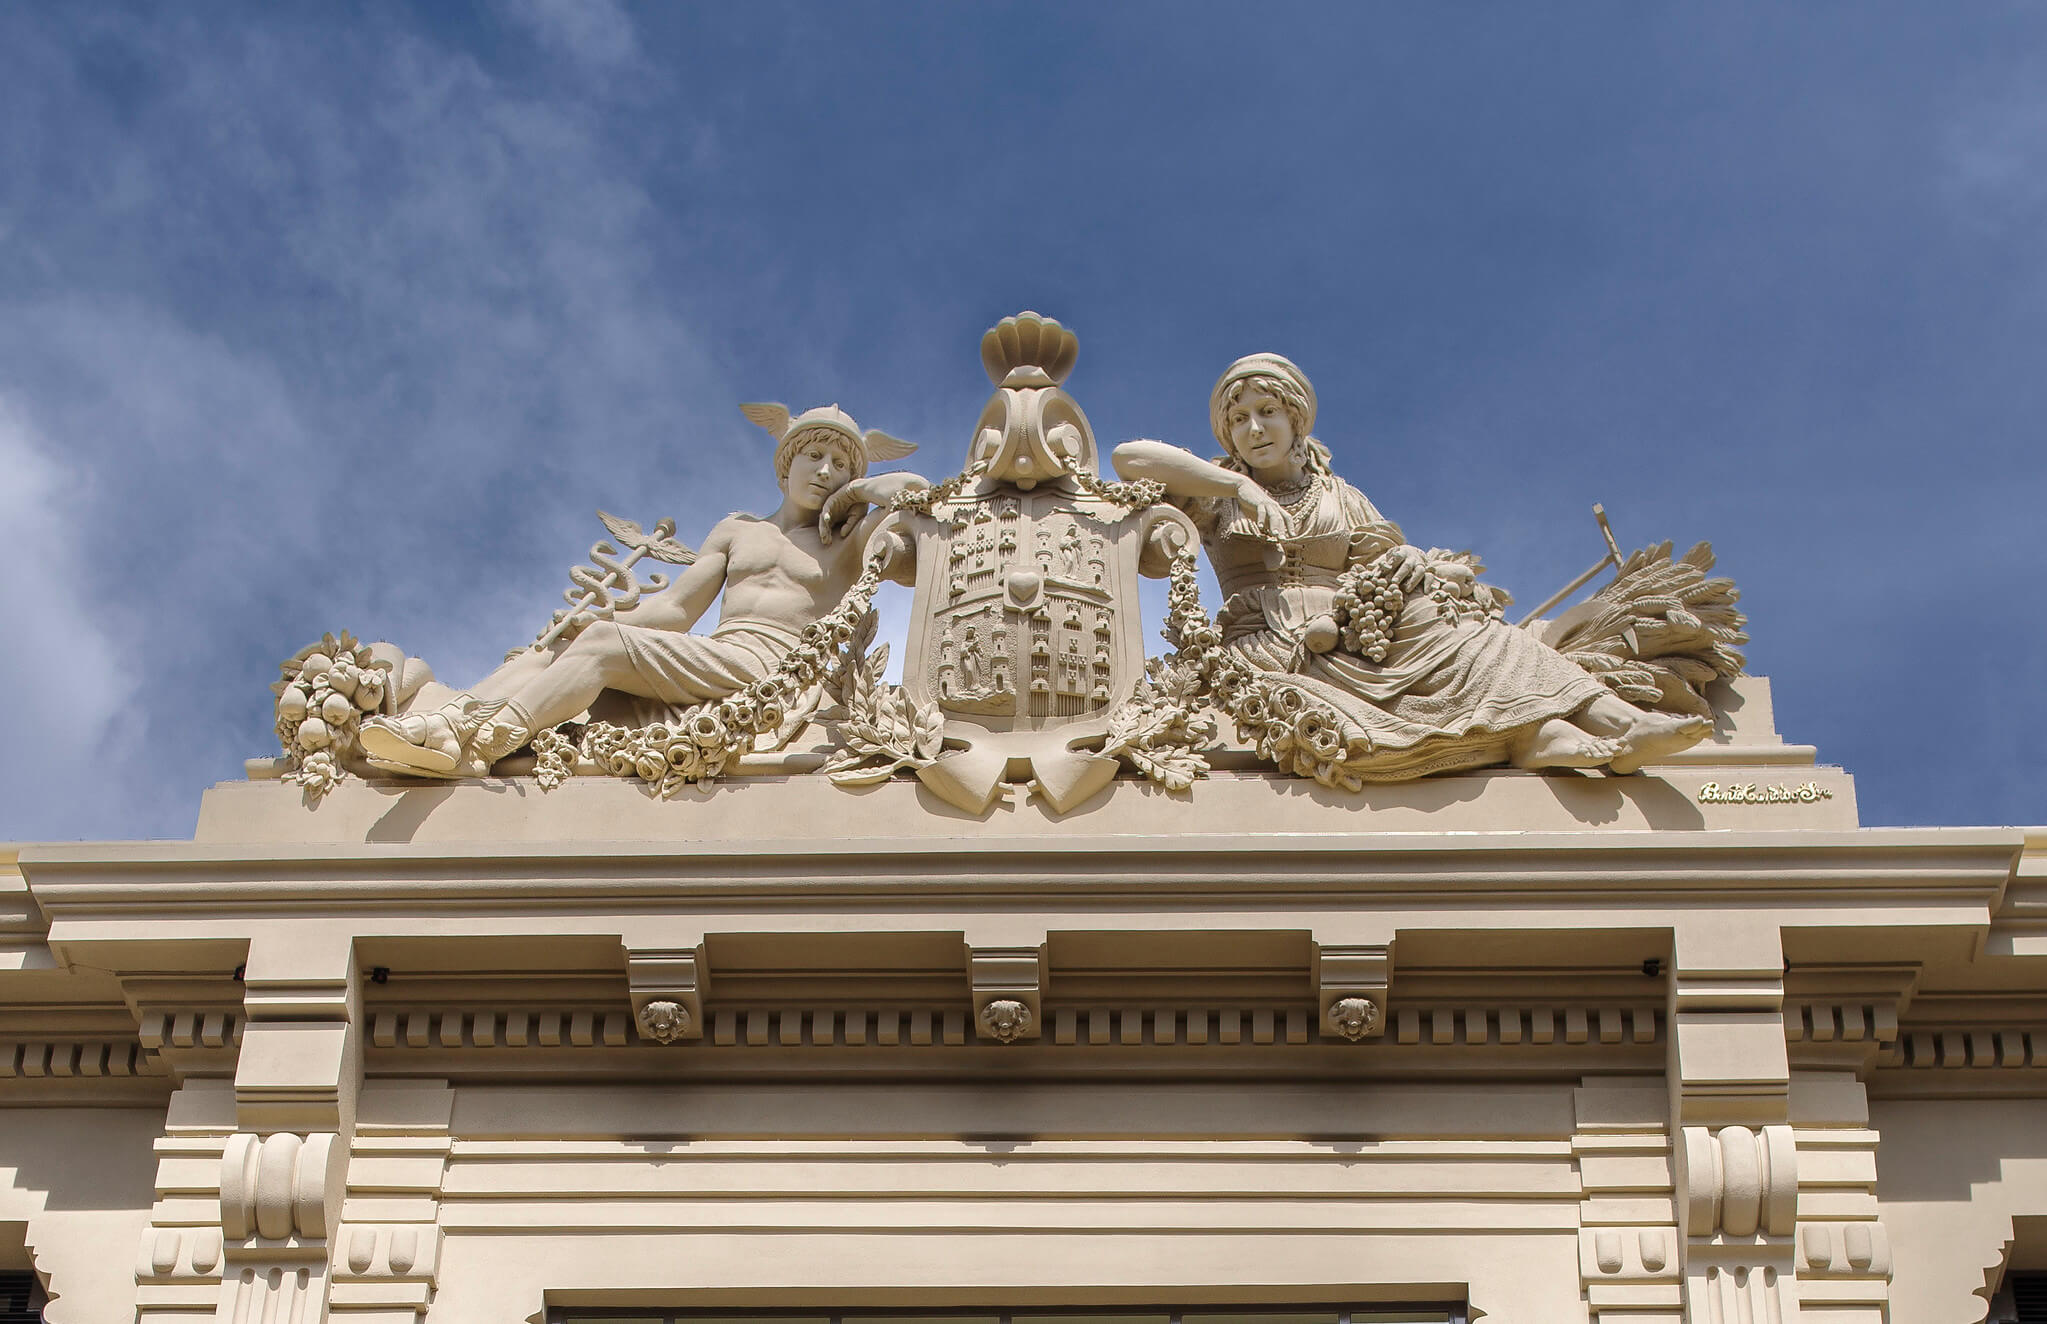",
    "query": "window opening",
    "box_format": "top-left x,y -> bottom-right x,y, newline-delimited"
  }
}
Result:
0,1271 -> 46,1324
550,1307 -> 1466,1324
